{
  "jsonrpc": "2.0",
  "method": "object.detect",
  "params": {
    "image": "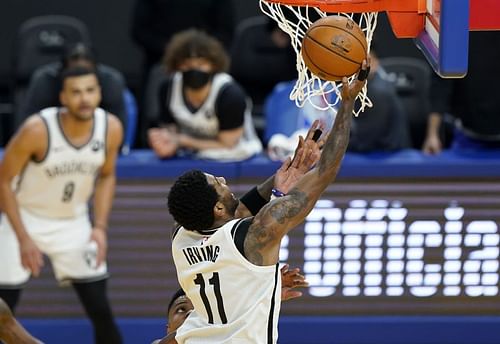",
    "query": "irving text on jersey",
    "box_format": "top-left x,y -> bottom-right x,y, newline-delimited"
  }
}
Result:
182,245 -> 220,265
